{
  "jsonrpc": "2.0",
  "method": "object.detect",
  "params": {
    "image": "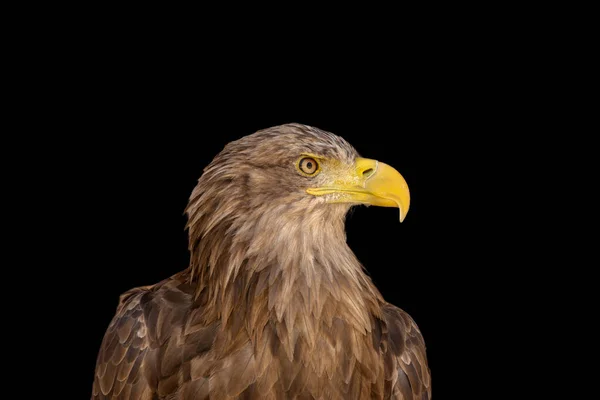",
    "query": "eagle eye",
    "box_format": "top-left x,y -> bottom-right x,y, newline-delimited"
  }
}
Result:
297,157 -> 320,176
